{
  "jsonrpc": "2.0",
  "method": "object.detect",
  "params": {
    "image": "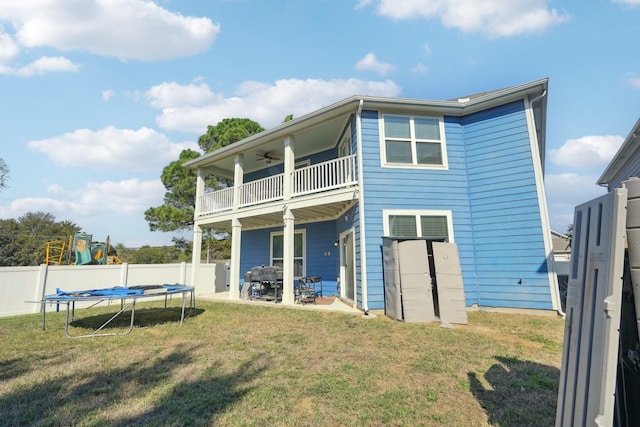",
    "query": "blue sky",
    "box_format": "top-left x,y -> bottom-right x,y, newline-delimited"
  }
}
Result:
0,0 -> 639,248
